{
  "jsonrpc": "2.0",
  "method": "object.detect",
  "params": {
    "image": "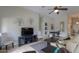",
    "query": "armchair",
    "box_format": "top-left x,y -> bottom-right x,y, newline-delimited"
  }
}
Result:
0,33 -> 14,52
